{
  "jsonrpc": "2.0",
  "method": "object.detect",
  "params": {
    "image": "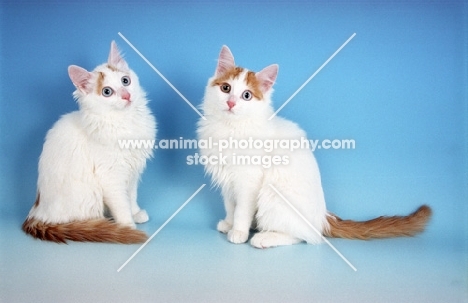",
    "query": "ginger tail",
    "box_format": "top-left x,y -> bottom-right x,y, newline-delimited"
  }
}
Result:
22,217 -> 148,244
323,205 -> 432,240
